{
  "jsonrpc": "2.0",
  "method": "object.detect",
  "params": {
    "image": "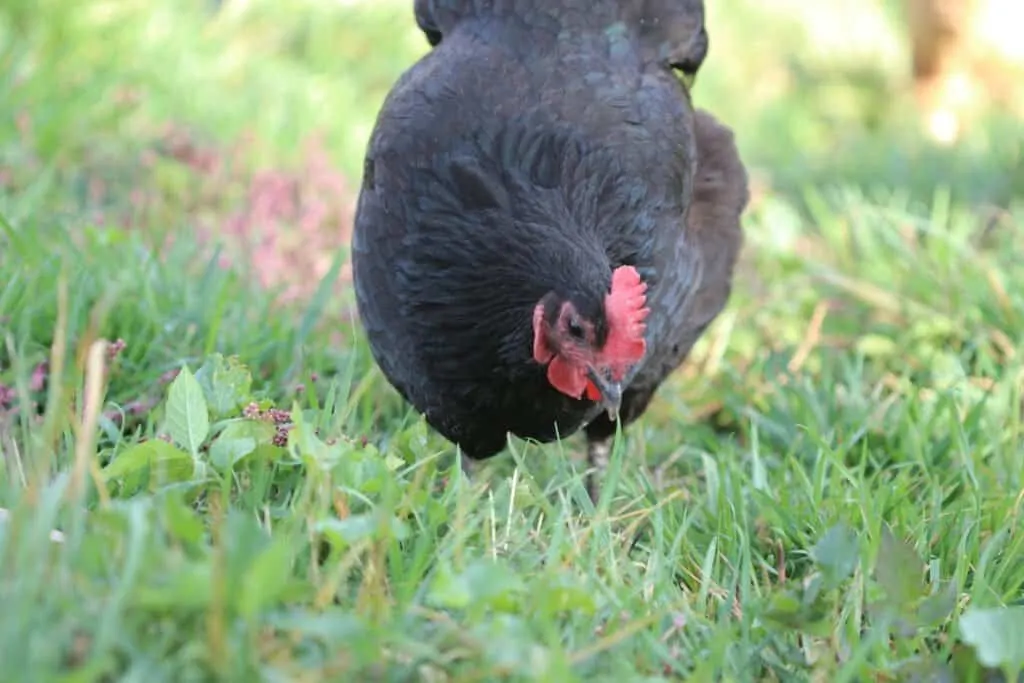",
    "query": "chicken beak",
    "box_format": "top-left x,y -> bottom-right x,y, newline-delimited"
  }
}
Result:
587,366 -> 622,421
